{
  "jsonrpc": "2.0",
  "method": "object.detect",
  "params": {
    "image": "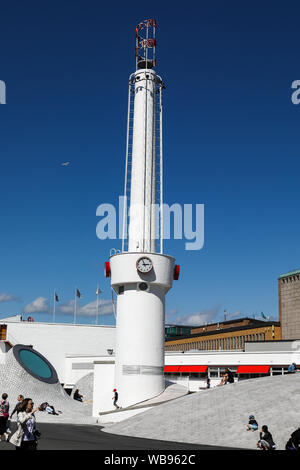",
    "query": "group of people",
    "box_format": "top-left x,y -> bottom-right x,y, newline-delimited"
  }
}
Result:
0,393 -> 40,450
246,415 -> 276,450
0,393 -> 61,450
203,363 -> 298,390
247,414 -> 300,451
198,369 -> 234,390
